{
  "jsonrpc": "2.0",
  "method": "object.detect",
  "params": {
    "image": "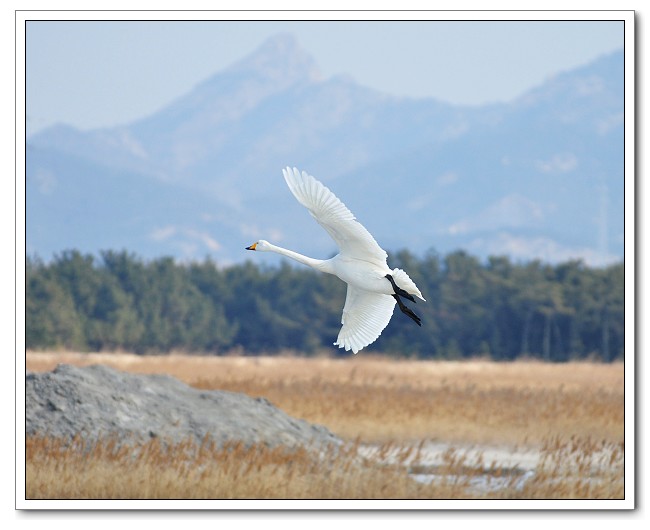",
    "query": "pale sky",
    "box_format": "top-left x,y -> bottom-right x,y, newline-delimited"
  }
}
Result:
25,20 -> 623,136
